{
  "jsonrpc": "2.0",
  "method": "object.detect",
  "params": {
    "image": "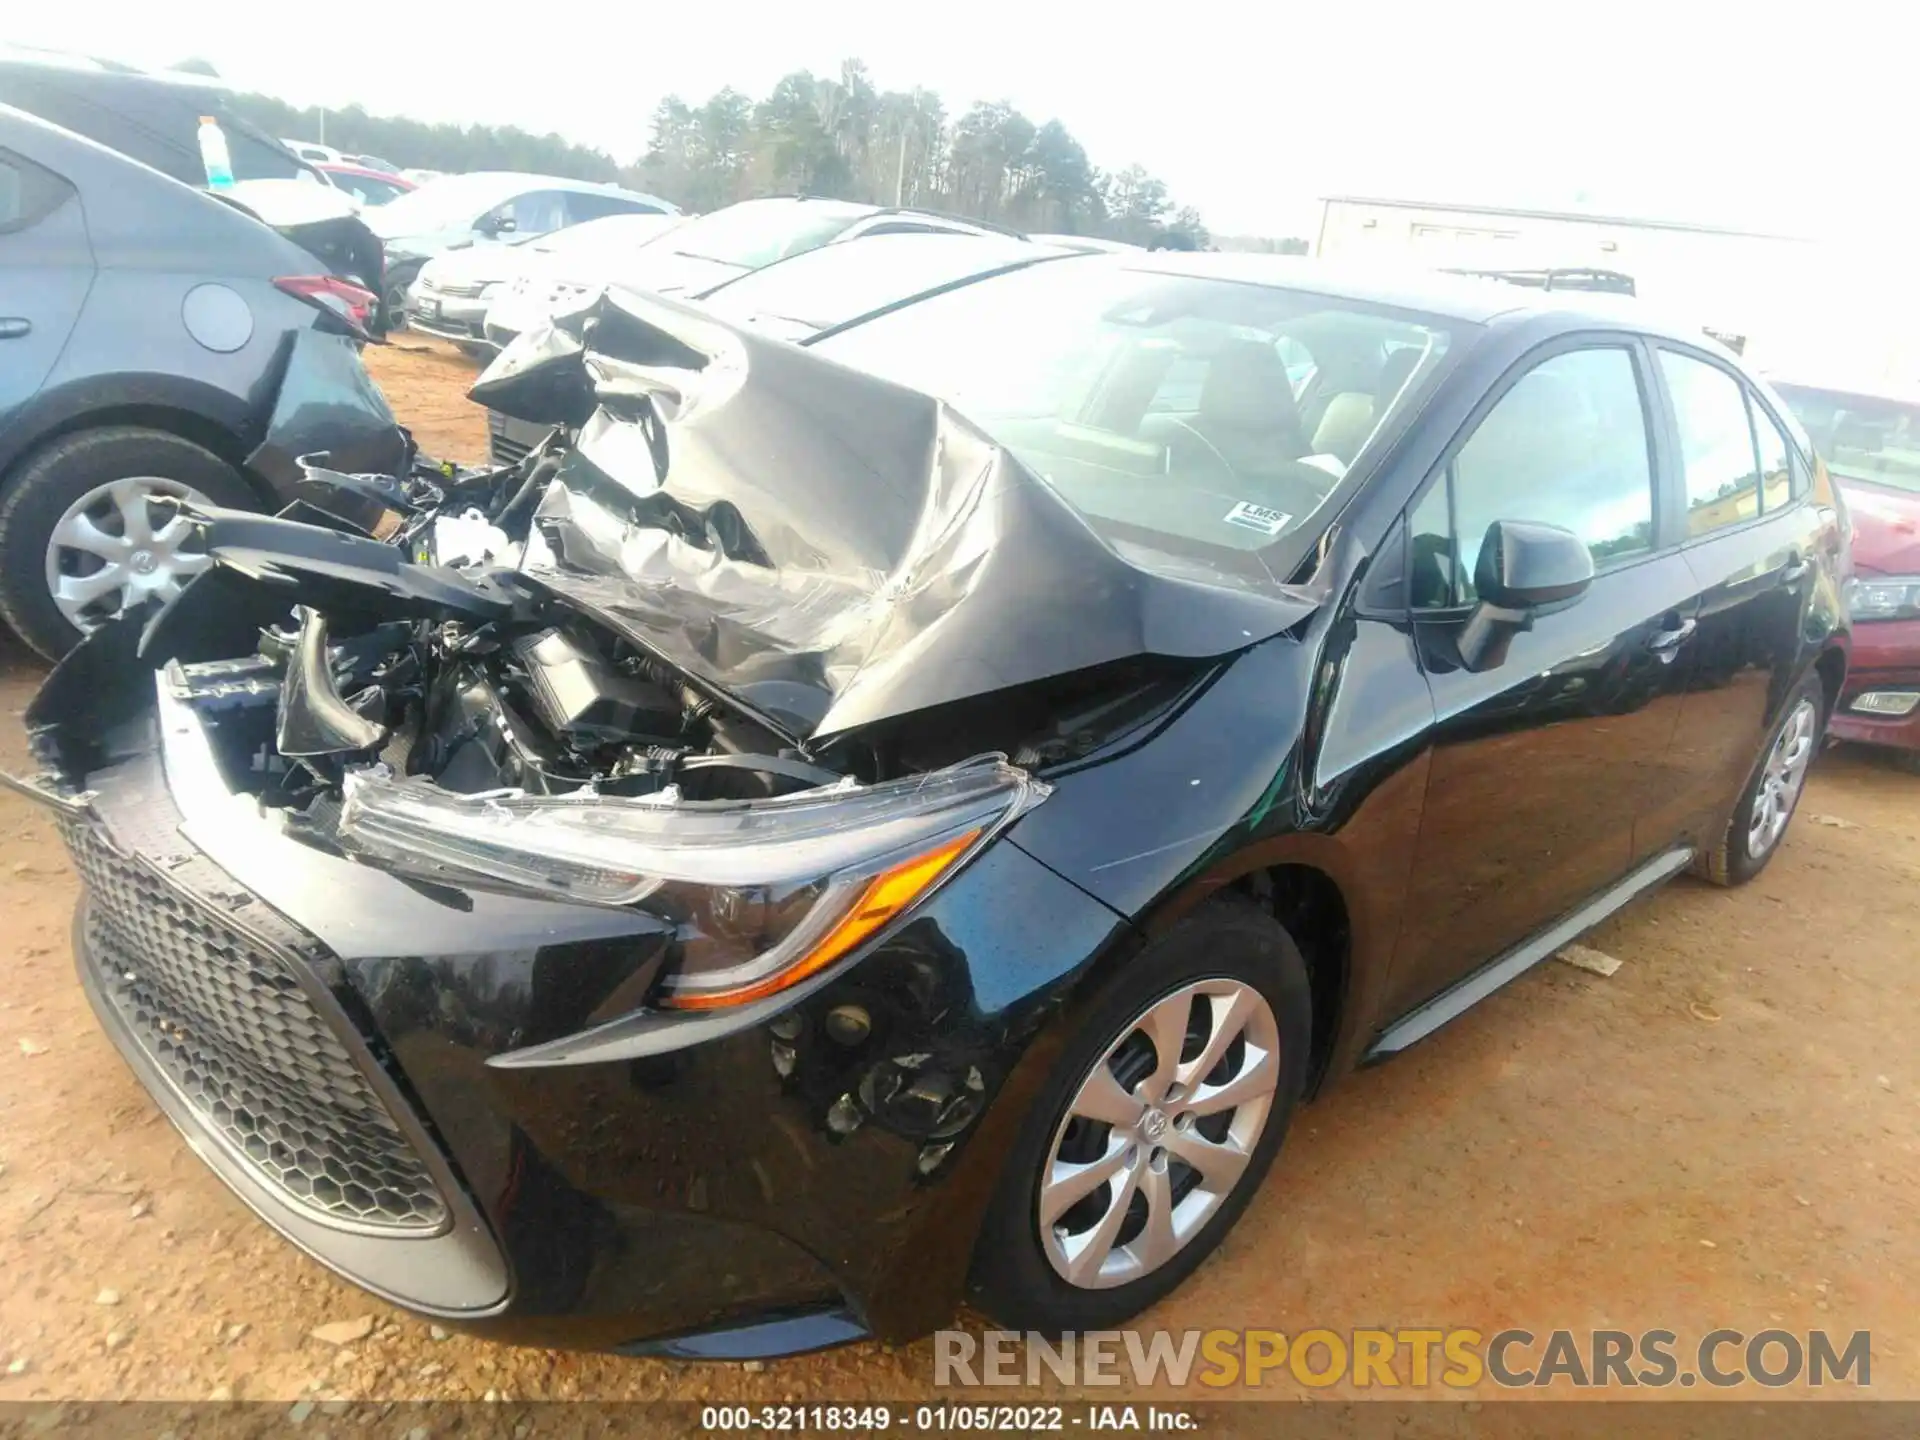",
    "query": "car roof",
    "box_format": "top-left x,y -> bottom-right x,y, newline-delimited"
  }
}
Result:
403,170 -> 672,209
1112,251 -> 1746,345
703,230 -> 1070,308
319,162 -> 407,181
